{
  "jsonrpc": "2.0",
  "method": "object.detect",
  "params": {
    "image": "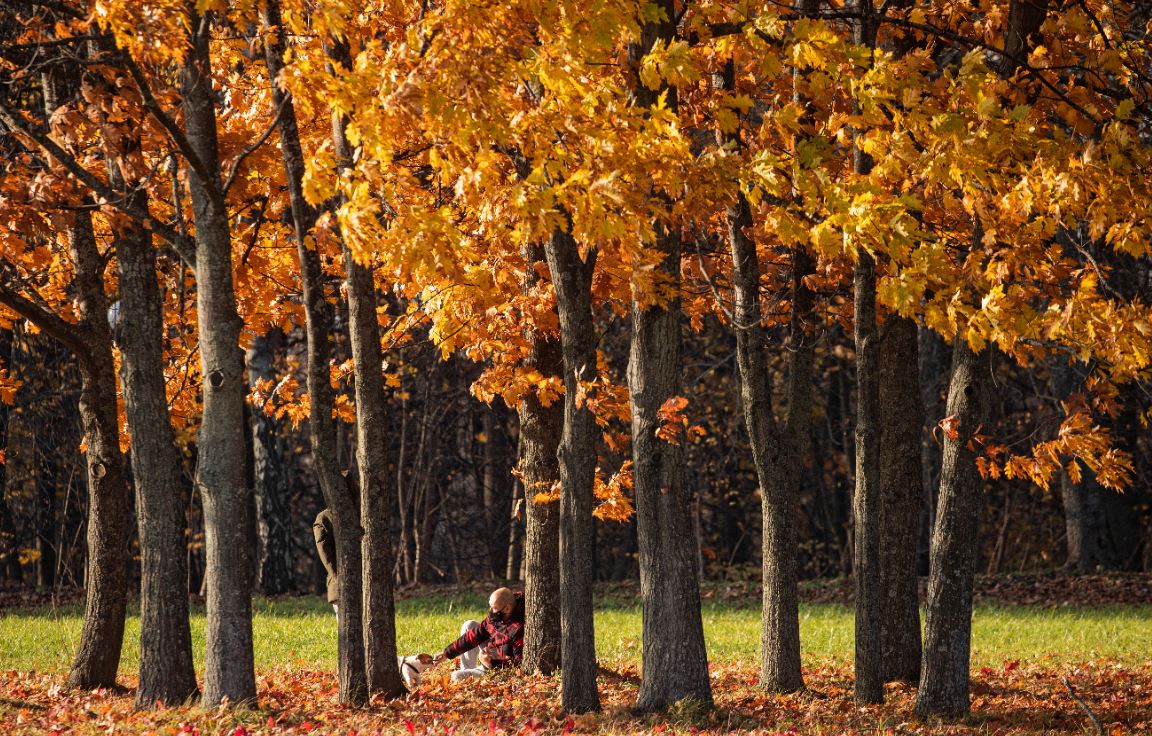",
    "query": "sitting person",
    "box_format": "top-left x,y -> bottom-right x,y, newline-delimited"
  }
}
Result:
433,587 -> 524,682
